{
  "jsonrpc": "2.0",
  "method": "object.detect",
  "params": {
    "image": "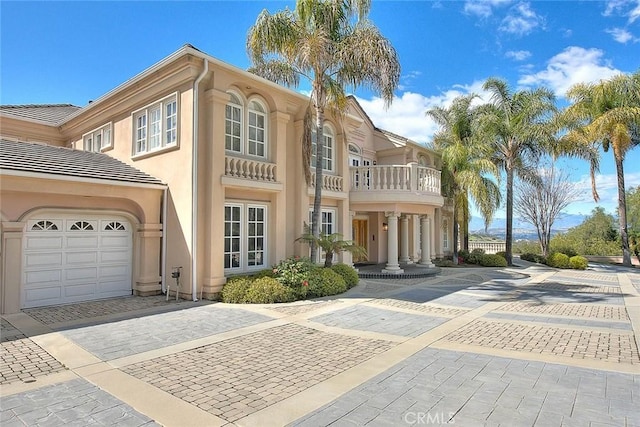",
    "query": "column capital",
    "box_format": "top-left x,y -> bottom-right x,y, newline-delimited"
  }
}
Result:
385,211 -> 401,219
